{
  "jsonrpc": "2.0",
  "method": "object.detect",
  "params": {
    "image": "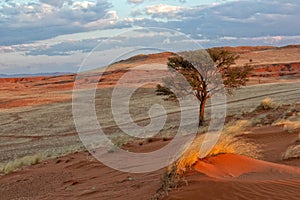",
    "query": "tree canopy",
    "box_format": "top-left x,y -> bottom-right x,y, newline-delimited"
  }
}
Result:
156,48 -> 253,125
